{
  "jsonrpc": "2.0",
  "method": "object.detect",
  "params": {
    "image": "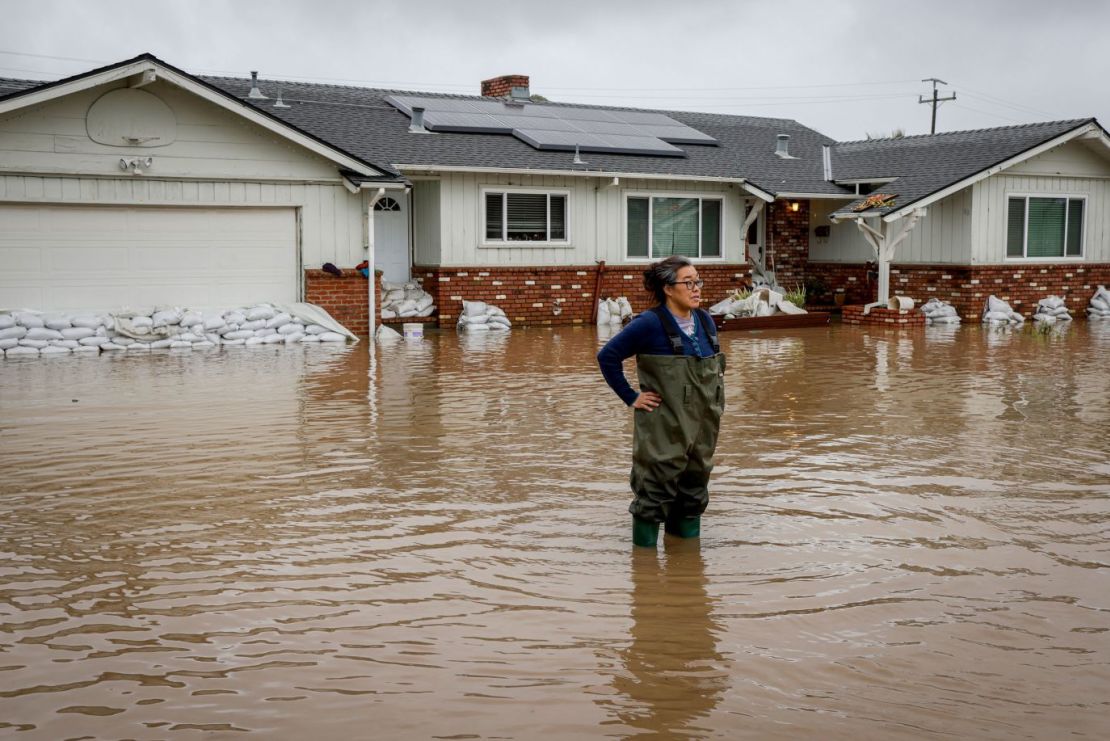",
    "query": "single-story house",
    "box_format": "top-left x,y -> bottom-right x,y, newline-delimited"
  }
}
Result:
2,53 -> 1108,330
